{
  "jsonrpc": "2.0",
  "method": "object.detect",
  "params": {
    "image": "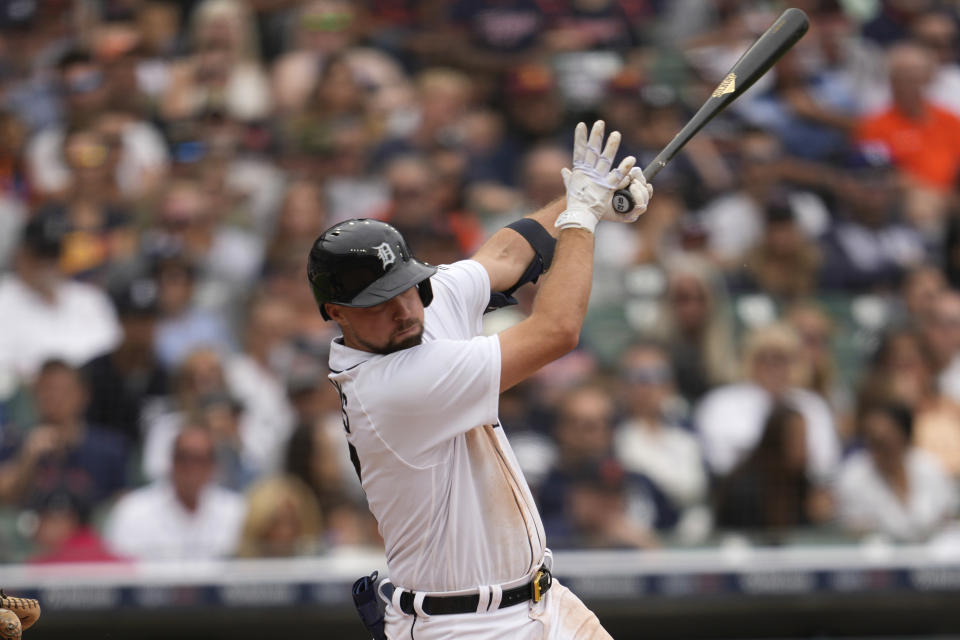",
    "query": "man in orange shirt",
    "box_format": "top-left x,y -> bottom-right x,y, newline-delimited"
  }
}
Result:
857,42 -> 960,193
